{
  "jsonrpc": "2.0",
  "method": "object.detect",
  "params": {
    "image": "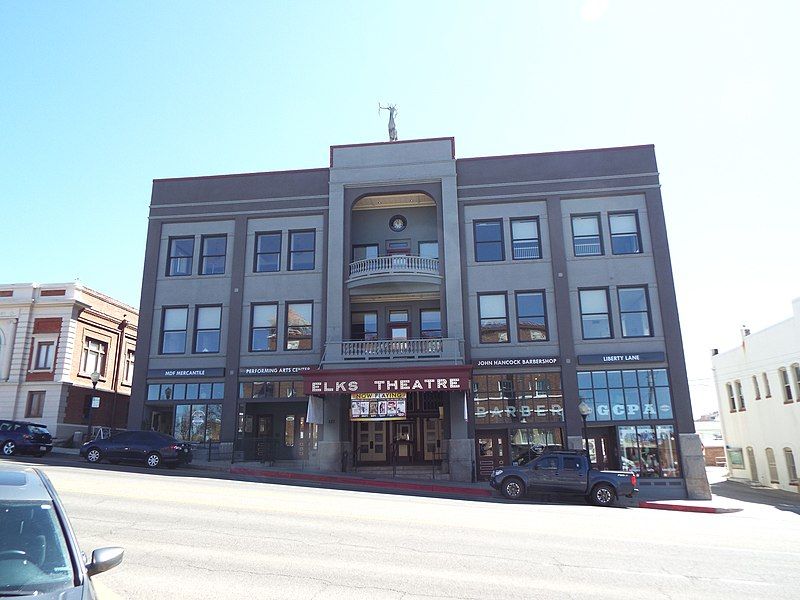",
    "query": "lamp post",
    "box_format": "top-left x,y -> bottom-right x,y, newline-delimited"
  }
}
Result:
577,400 -> 591,464
87,371 -> 101,439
